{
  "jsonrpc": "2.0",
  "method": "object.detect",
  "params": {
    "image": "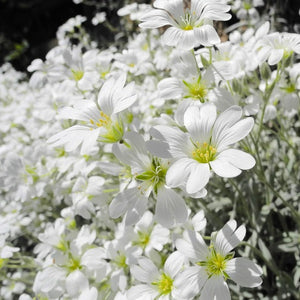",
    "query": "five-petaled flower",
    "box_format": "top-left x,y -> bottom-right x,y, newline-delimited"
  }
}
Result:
175,220 -> 263,299
148,103 -> 255,195
139,0 -> 231,50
